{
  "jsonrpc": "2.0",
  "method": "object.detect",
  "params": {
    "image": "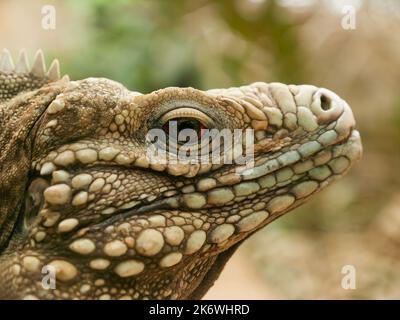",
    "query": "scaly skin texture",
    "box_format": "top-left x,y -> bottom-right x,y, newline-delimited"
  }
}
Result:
0,50 -> 362,300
